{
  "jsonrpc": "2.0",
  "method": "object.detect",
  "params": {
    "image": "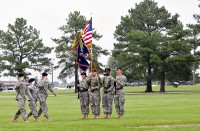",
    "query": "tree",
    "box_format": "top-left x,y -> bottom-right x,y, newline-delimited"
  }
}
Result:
153,19 -> 194,92
112,0 -> 194,92
0,18 -> 52,77
187,2 -> 200,85
52,11 -> 109,92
